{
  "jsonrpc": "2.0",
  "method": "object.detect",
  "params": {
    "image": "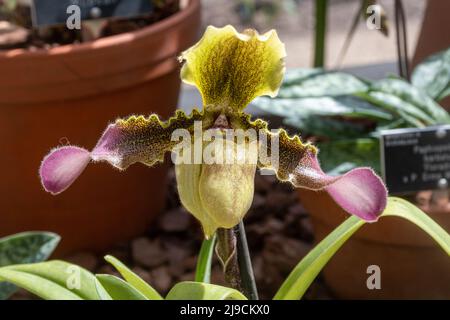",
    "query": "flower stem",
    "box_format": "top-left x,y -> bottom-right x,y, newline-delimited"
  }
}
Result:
394,0 -> 410,80
215,228 -> 243,293
235,221 -> 259,300
215,223 -> 259,300
314,0 -> 328,68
